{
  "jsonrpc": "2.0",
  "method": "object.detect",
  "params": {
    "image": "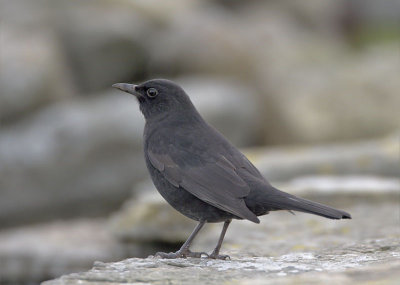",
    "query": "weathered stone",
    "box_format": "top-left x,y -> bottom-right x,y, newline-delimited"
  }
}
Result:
245,134 -> 399,183
41,237 -> 400,285
108,135 -> 398,245
108,190 -> 197,244
0,219 -> 130,285
256,45 -> 400,144
108,181 -> 398,264
0,27 -> 73,123
177,76 -> 261,147
1,193 -> 398,284
48,0 -> 154,93
0,92 -> 146,227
